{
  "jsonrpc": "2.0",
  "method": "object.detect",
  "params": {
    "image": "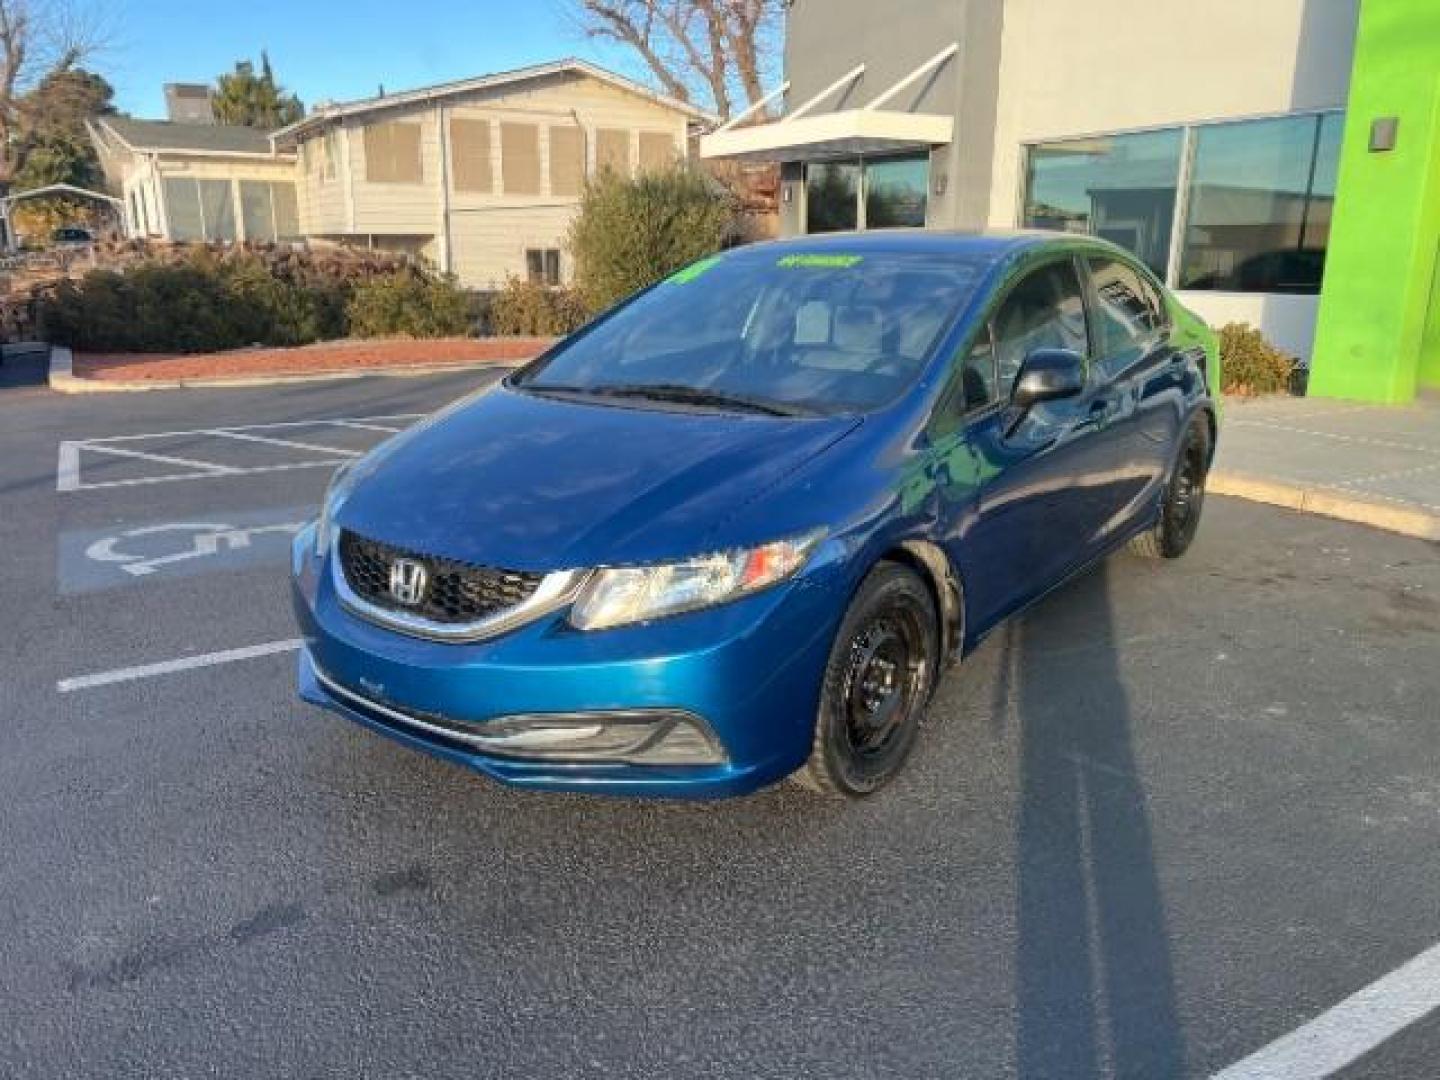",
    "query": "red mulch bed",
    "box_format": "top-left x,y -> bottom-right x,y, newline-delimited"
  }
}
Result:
73,336 -> 555,382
